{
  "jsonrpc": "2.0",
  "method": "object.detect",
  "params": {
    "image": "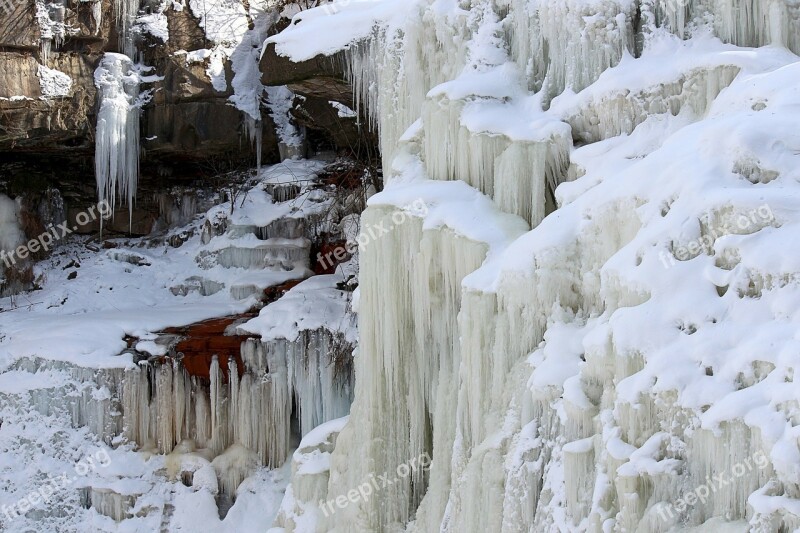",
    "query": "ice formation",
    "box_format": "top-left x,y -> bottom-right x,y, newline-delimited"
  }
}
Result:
114,0 -> 141,57
36,0 -> 67,65
0,194 -> 23,255
94,53 -> 141,227
266,1 -> 800,532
